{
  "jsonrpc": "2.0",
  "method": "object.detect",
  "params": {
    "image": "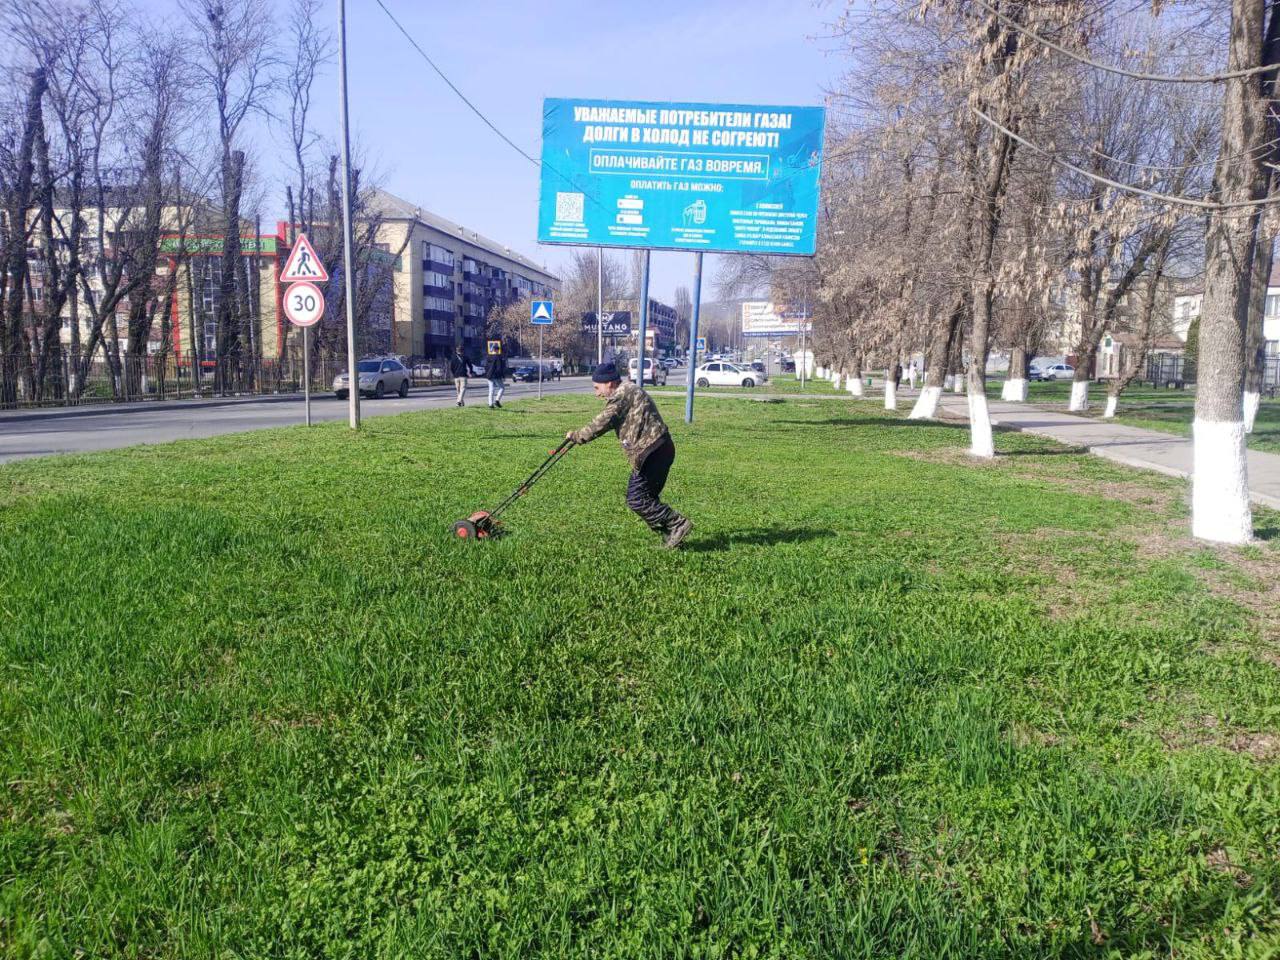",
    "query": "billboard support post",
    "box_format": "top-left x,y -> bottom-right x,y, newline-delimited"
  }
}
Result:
637,250 -> 651,387
685,251 -> 703,424
799,286 -> 808,390
597,247 -> 604,364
